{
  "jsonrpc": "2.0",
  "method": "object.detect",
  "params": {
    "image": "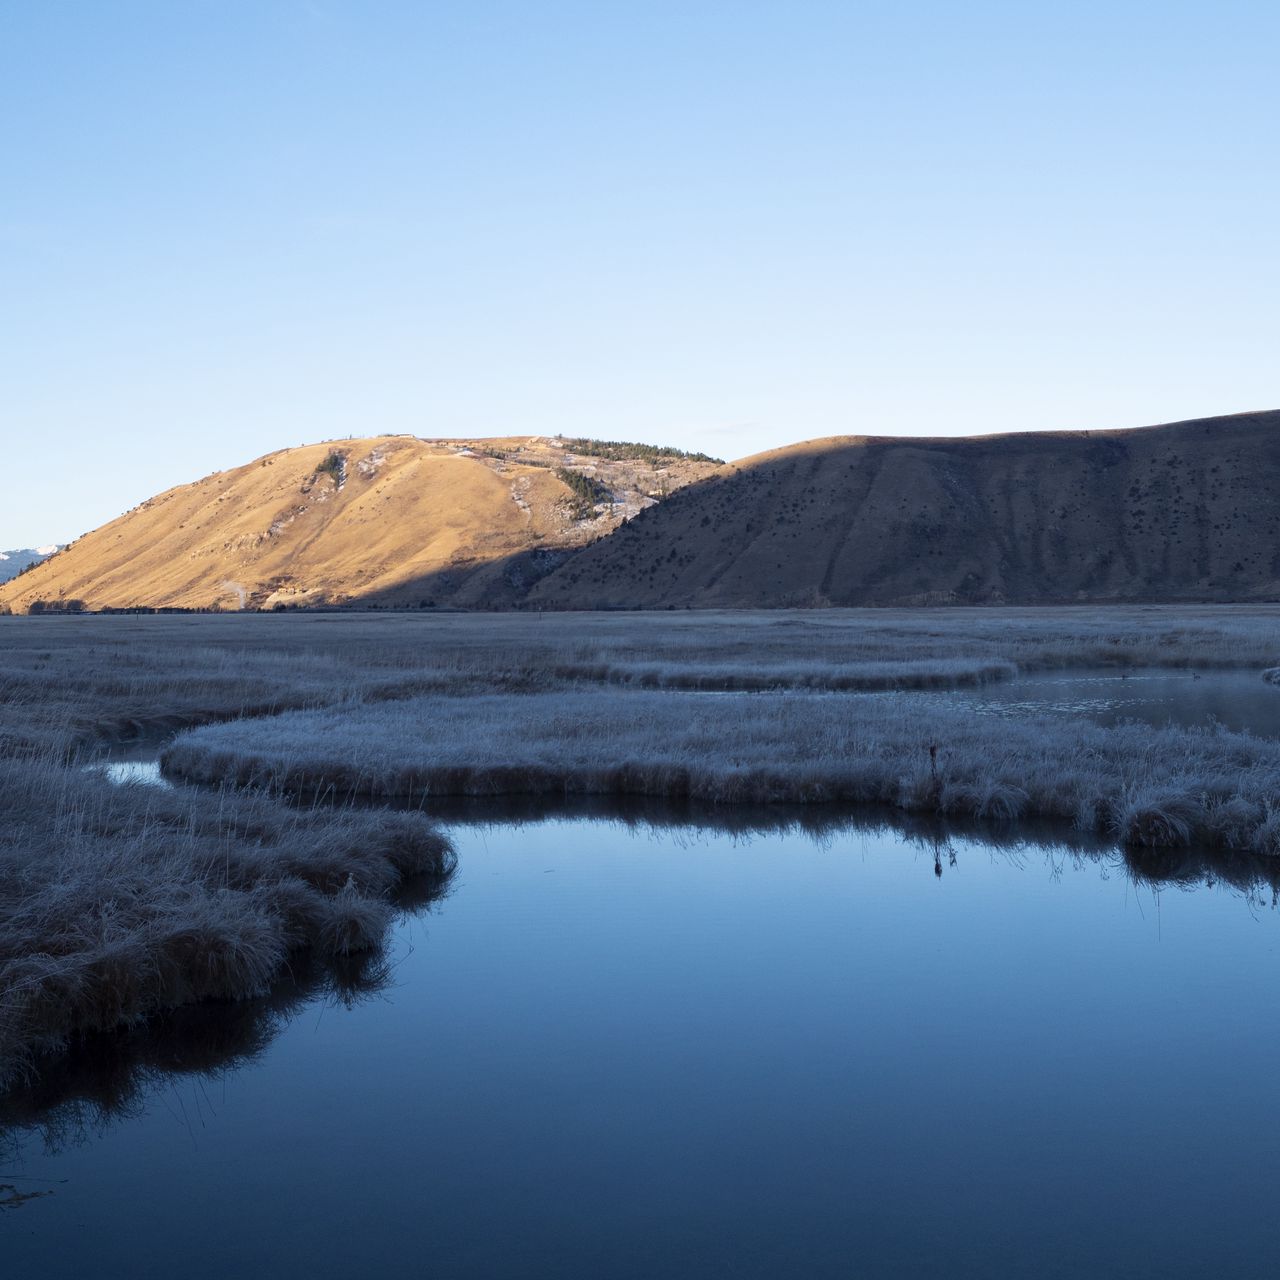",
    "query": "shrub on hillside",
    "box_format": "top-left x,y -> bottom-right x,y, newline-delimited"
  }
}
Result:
555,467 -> 611,520
315,451 -> 346,482
563,438 -> 723,464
